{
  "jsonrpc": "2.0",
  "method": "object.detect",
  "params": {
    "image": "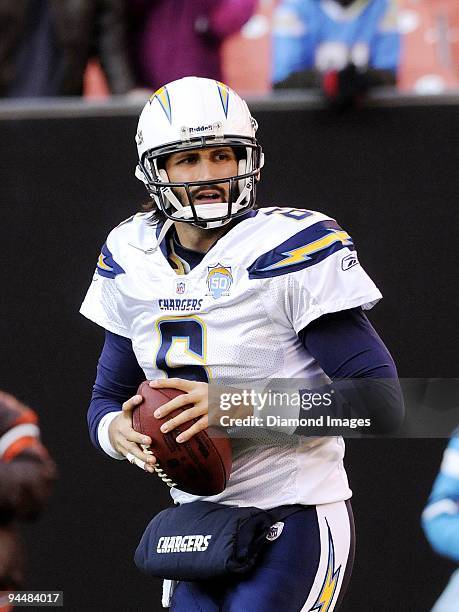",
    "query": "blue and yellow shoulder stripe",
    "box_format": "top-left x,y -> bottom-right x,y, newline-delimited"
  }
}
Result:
96,243 -> 125,279
247,219 -> 354,279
